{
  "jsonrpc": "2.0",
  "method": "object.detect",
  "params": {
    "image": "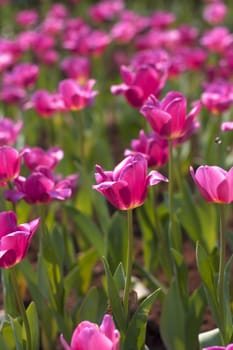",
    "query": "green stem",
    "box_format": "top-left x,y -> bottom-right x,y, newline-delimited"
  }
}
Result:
168,139 -> 175,250
10,266 -> 32,350
217,204 -> 227,344
123,209 -> 134,319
